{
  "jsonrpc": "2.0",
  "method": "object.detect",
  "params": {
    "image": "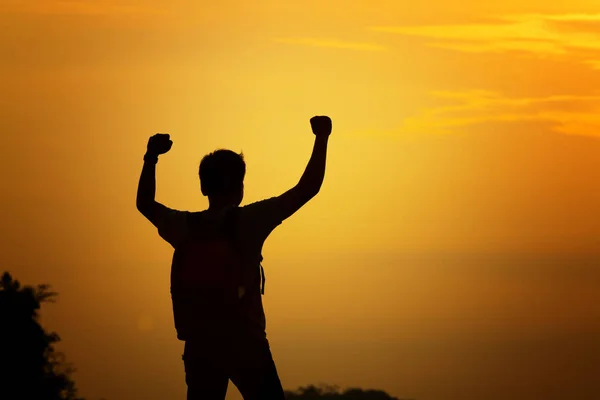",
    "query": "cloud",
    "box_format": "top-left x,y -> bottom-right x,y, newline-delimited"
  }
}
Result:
584,60 -> 600,69
370,13 -> 600,63
396,89 -> 600,137
368,13 -> 600,138
1,0 -> 167,17
274,37 -> 387,52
